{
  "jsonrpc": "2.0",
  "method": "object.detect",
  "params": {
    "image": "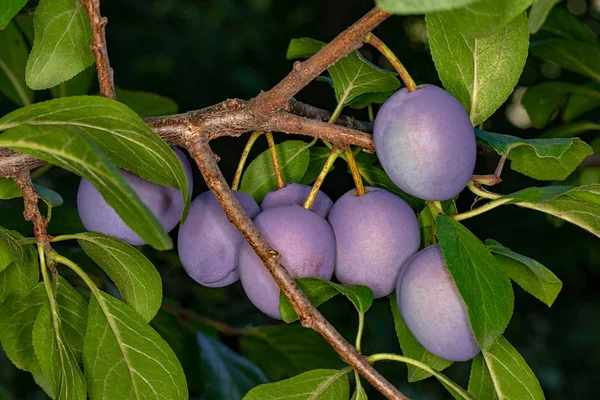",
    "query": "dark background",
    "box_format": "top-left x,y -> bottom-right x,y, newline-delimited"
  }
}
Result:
1,0 -> 599,399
